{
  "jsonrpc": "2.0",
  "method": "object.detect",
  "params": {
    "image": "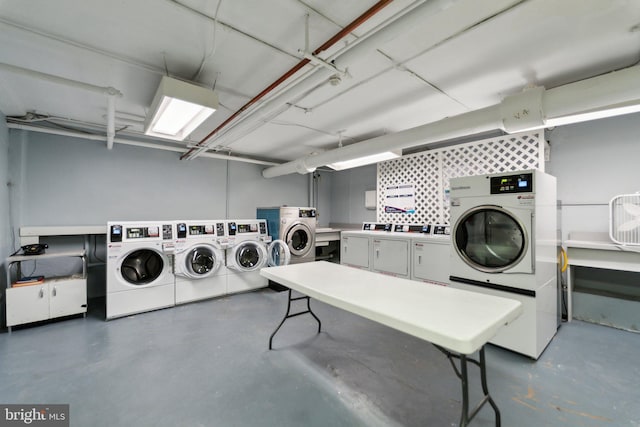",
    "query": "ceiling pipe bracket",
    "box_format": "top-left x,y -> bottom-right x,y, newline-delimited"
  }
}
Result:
298,51 -> 348,77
